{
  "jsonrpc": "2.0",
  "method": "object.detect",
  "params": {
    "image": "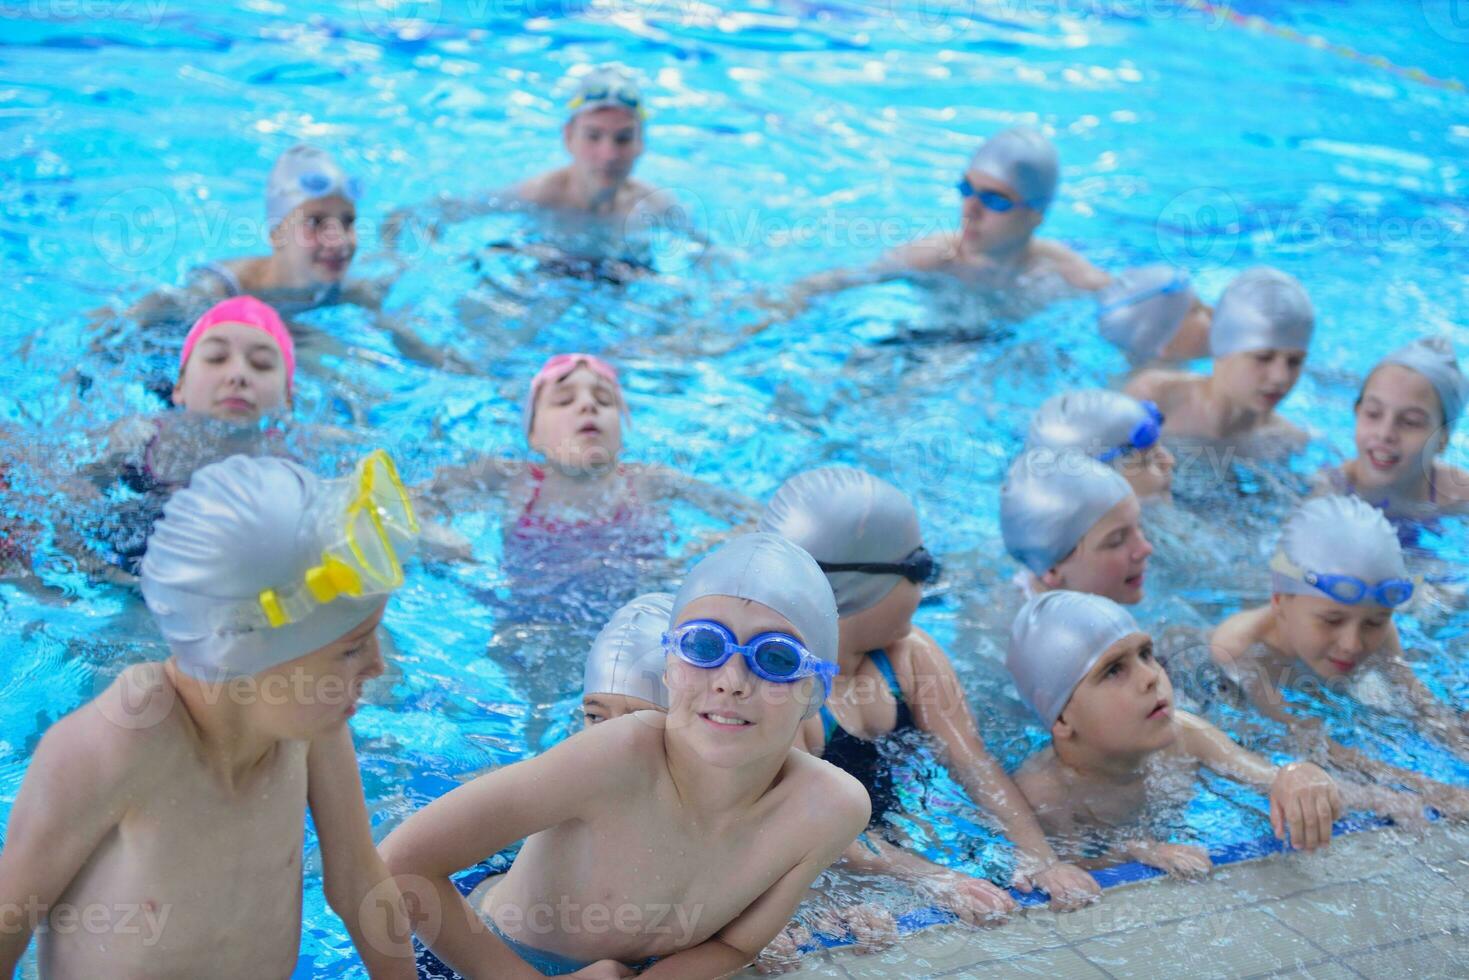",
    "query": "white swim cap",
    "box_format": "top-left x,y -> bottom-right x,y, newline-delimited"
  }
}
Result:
584,592 -> 673,708
1379,335 -> 1467,431
1007,590 -> 1142,727
759,467 -> 923,617
671,532 -> 838,718
968,126 -> 1059,212
1027,390 -> 1164,464
266,144 -> 360,231
566,64 -> 646,121
141,456 -> 397,680
1209,266 -> 1314,357
1097,264 -> 1197,362
1270,496 -> 1410,604
1000,449 -> 1133,575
